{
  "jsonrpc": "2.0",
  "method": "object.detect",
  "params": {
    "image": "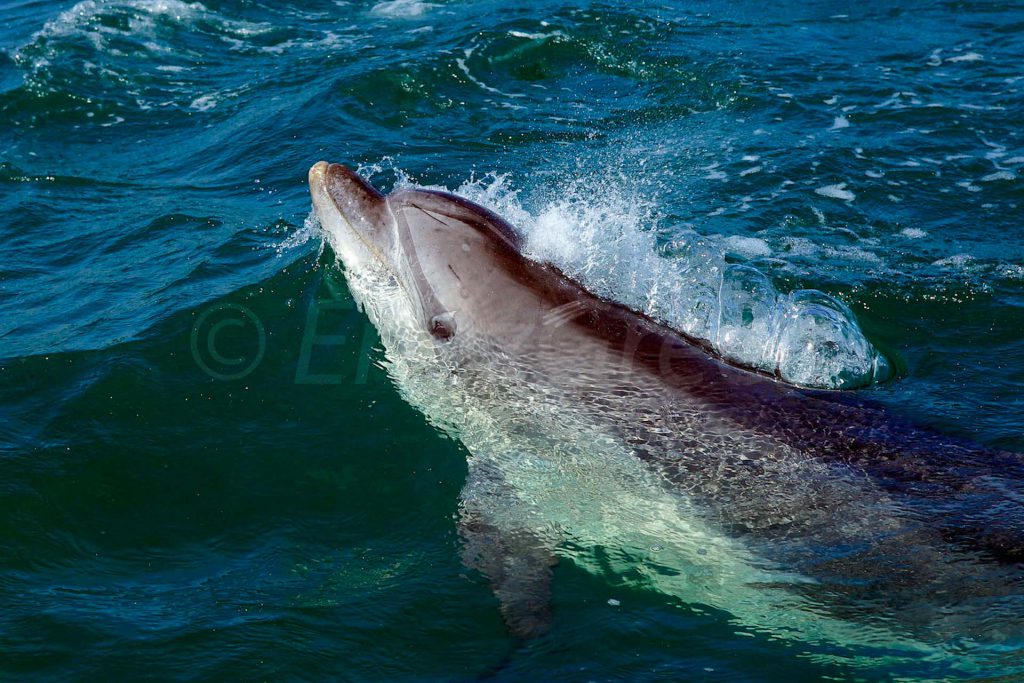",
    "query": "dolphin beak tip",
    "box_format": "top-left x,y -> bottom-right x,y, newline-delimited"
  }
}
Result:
309,160 -> 330,187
